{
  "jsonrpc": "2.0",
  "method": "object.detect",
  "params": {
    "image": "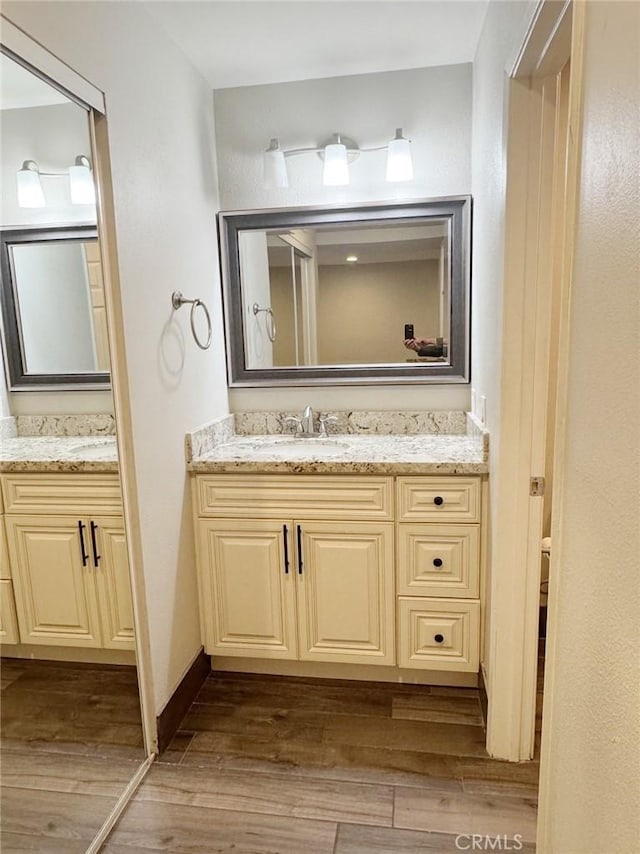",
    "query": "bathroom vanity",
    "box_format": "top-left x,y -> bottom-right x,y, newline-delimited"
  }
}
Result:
0,433 -> 135,656
187,411 -> 488,687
